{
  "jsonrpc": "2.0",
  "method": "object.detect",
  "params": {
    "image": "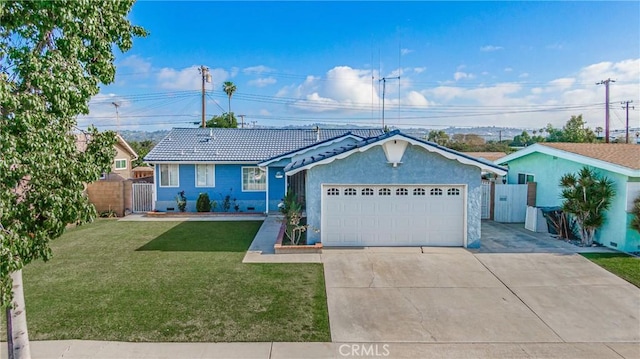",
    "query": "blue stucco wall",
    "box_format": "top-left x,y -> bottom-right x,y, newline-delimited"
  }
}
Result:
504,152 -> 639,253
268,166 -> 286,212
154,163 -> 266,213
304,144 -> 482,247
